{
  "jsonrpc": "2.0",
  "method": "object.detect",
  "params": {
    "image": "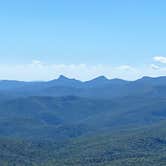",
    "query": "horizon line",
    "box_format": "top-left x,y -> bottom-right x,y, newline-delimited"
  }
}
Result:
0,75 -> 165,83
